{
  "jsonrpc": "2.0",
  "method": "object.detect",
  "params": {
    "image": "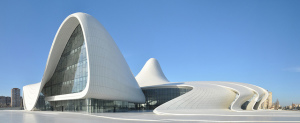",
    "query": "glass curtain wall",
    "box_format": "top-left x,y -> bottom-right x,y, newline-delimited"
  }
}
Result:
42,24 -> 88,96
34,95 -> 131,113
241,93 -> 257,110
33,93 -> 51,111
139,87 -> 193,110
87,99 -> 129,113
34,87 -> 193,112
